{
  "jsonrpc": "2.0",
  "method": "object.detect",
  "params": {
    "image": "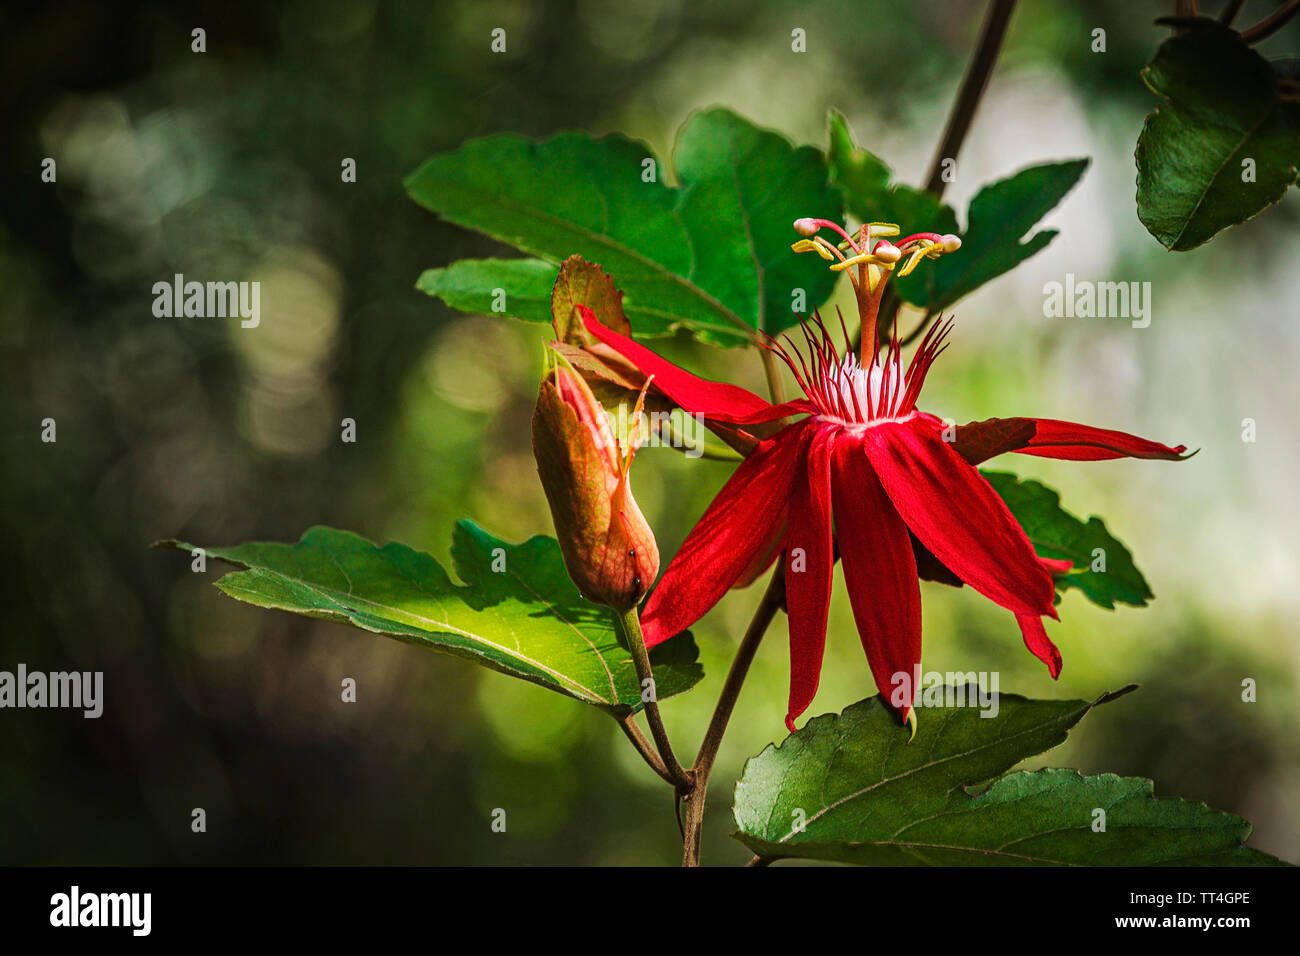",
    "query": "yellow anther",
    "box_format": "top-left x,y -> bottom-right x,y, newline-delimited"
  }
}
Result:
791,238 -> 837,262
898,244 -> 935,277
867,222 -> 901,237
830,251 -> 874,271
